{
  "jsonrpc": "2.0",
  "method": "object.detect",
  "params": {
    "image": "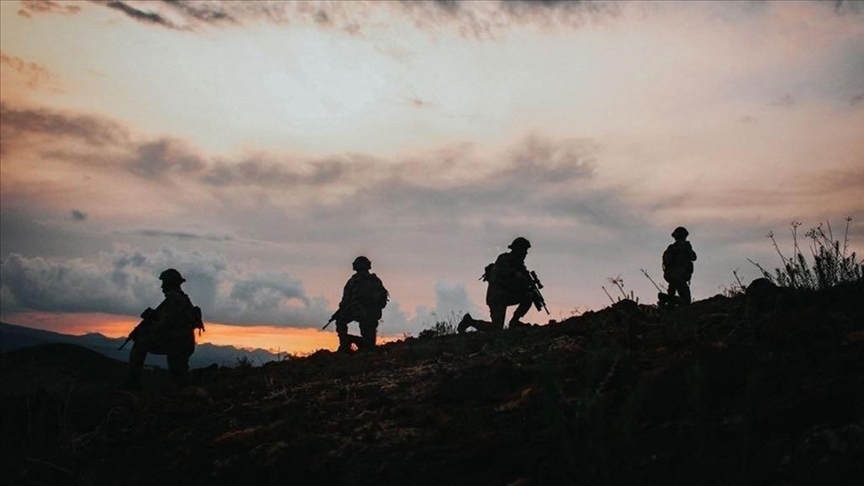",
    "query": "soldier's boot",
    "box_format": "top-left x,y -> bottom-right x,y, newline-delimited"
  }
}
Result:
337,333 -> 353,353
508,319 -> 530,329
508,302 -> 532,329
457,313 -> 474,334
